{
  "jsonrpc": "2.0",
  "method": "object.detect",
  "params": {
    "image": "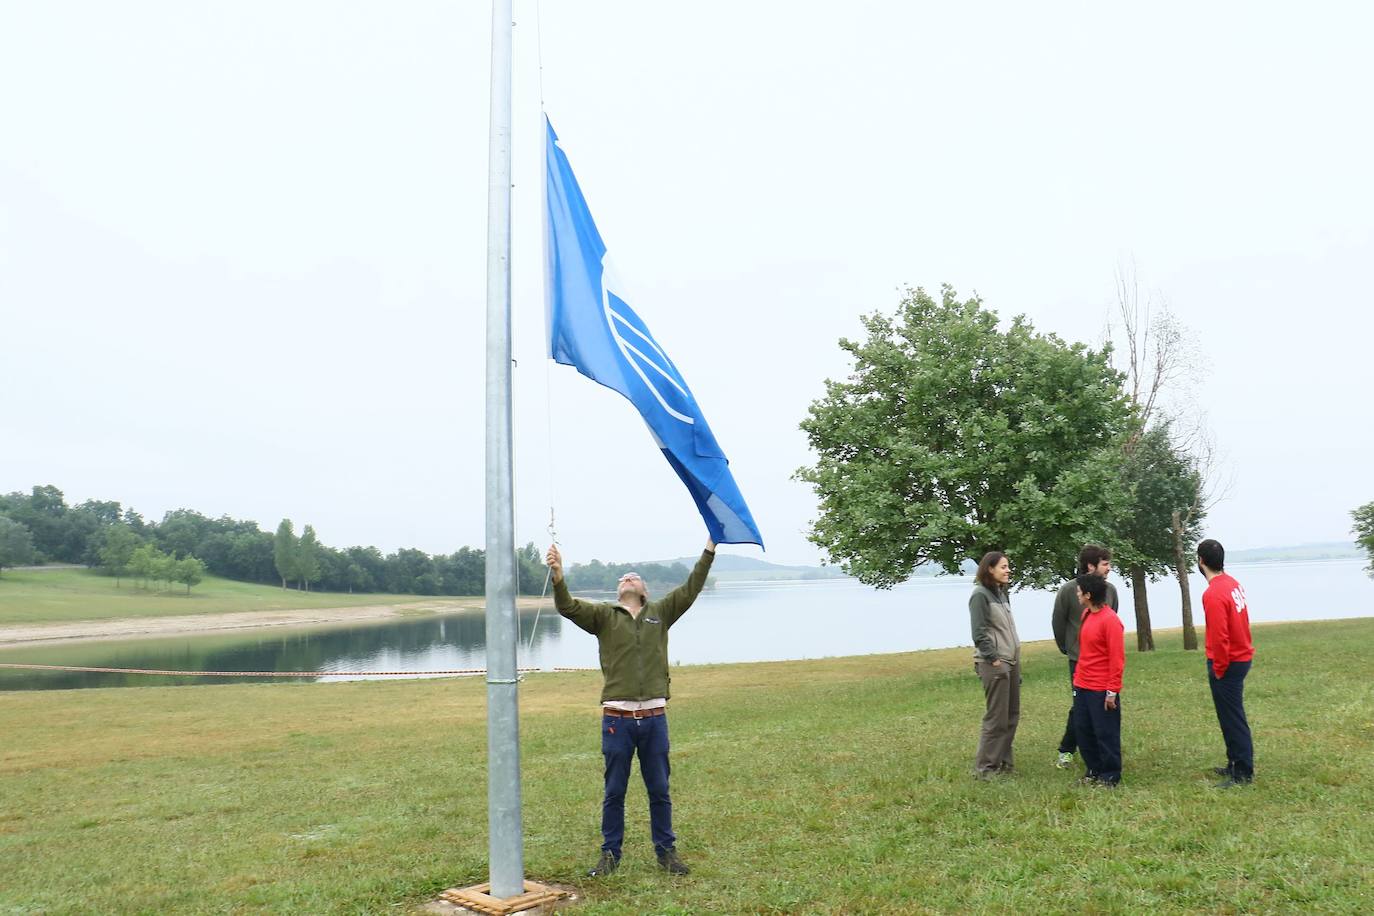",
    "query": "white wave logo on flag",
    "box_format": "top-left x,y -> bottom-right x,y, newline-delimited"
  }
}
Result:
602,270 -> 694,426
